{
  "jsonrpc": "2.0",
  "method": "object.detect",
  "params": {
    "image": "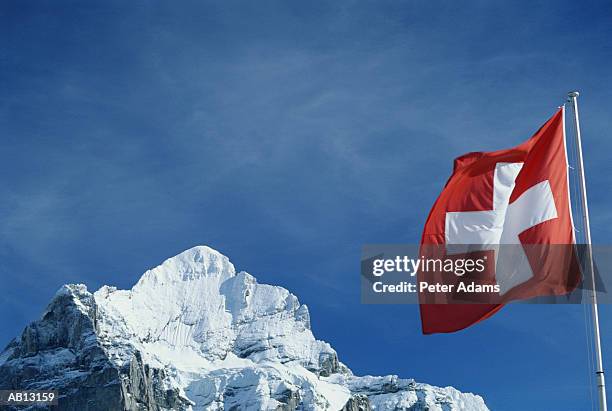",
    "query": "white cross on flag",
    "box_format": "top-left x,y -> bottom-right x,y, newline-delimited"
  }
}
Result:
419,107 -> 581,334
